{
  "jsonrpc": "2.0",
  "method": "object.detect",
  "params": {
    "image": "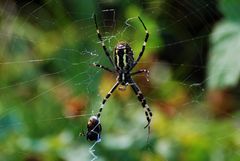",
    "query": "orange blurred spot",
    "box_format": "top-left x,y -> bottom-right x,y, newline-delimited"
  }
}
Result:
64,96 -> 88,117
207,89 -> 235,118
